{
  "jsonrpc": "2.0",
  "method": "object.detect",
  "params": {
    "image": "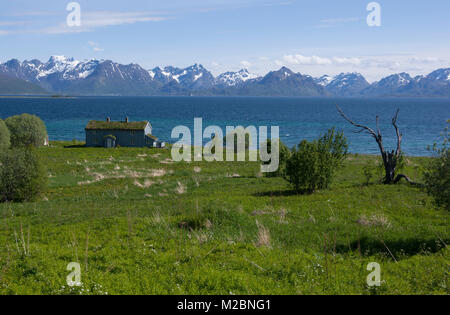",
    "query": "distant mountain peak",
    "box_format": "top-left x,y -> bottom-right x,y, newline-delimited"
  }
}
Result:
187,63 -> 205,70
216,69 -> 258,87
278,66 -> 294,76
48,55 -> 73,62
321,72 -> 370,96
